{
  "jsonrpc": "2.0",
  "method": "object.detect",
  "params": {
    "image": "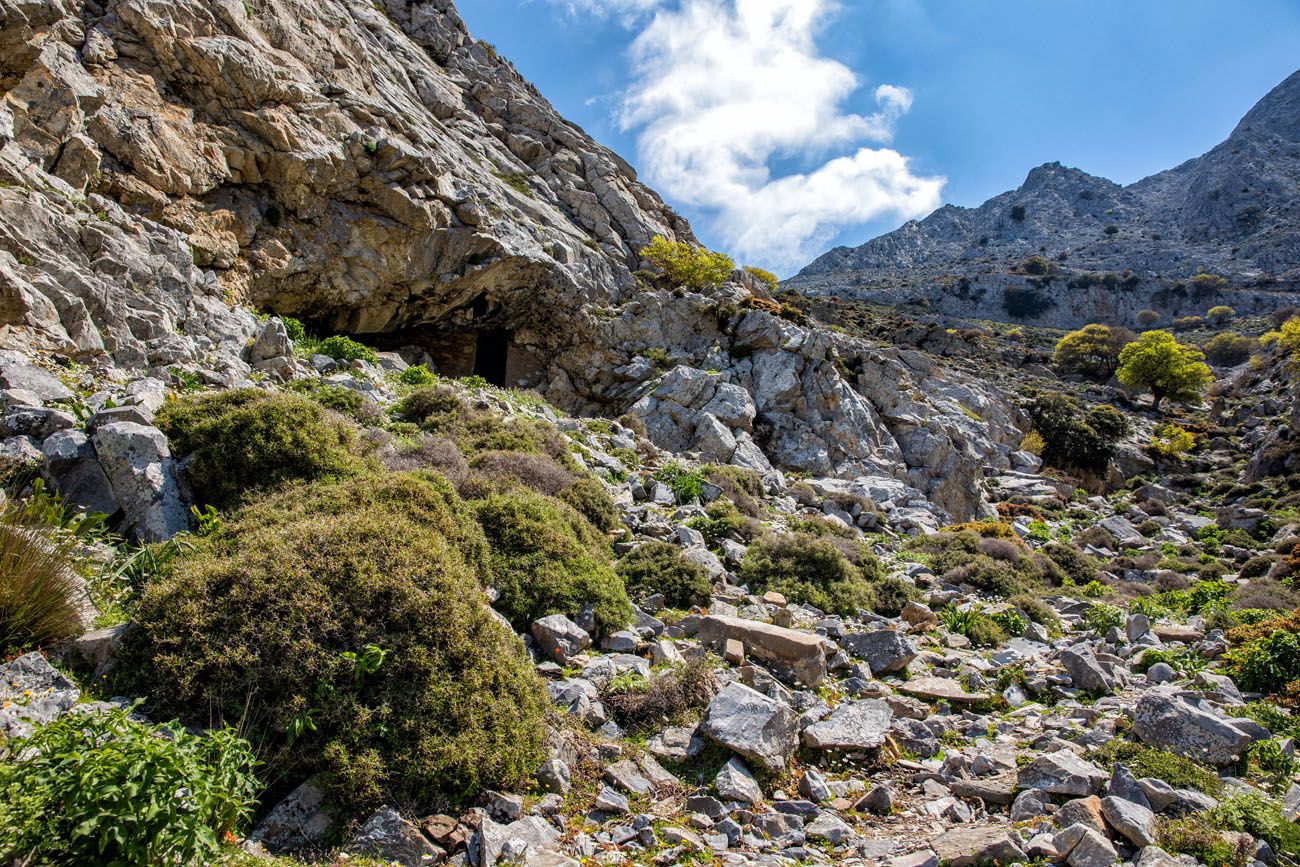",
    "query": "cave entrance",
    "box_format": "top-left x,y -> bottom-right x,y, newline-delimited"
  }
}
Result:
472,328 -> 511,386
